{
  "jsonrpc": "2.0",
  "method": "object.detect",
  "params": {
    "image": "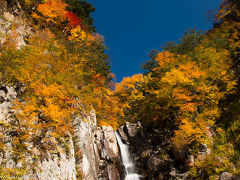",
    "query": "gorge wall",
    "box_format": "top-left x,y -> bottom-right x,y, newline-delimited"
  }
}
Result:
0,1 -> 238,180
0,84 -> 191,179
0,82 -> 195,180
0,84 -> 124,179
0,2 -> 124,179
